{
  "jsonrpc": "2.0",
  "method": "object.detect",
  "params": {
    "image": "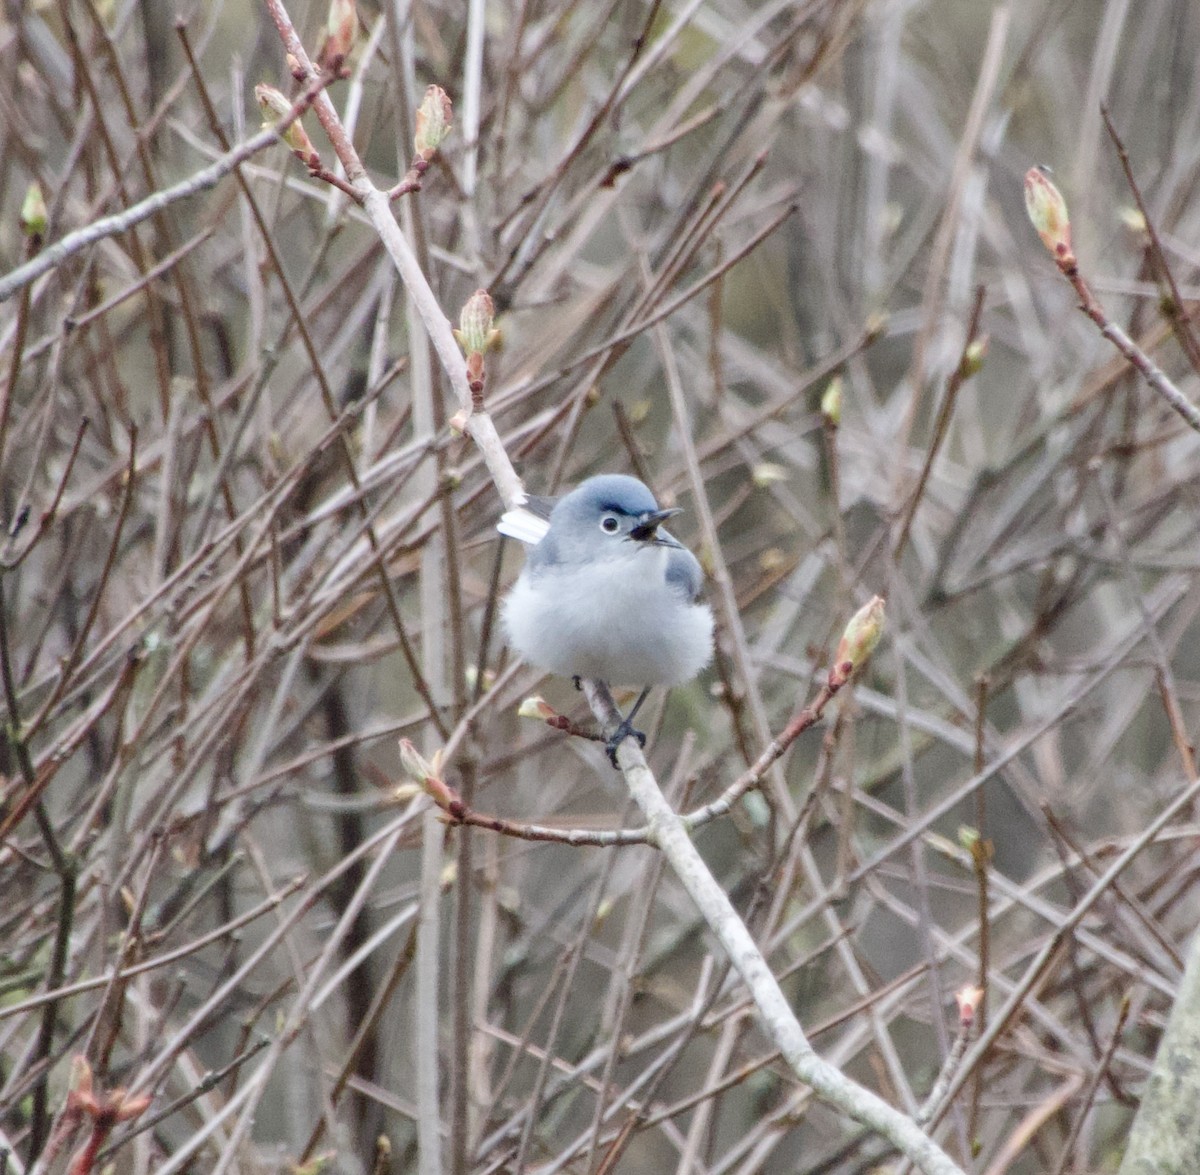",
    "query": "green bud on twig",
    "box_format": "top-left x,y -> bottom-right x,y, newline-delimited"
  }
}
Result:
323,0 -> 358,67
454,289 -> 499,358
959,336 -> 988,379
255,83 -> 318,164
21,181 -> 47,238
820,376 -> 842,426
21,183 -> 47,239
415,85 -> 453,161
454,289 -> 500,405
398,737 -> 435,783
751,462 -> 787,487
398,738 -> 460,813
1024,166 -> 1074,266
829,595 -> 885,689
256,83 -> 291,124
